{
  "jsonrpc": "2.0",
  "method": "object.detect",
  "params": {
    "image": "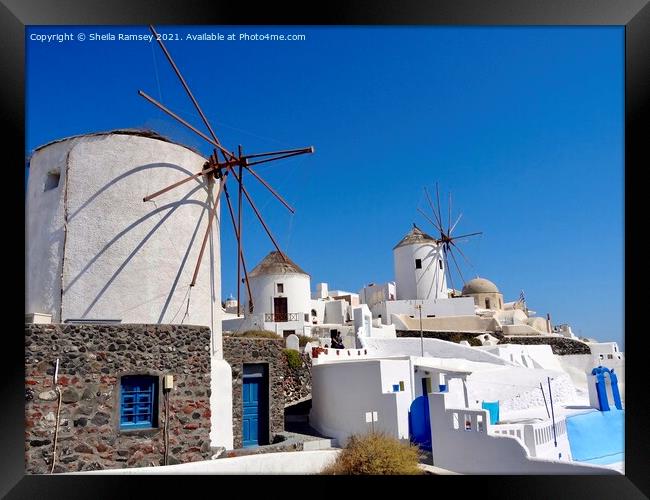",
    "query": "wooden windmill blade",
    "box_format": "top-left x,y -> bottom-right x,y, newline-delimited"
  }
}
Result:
242,167 -> 295,214
142,162 -> 215,203
149,25 -> 234,160
424,186 -> 444,233
450,239 -> 478,275
448,191 -> 452,237
442,250 -> 456,296
137,25 -> 315,310
139,87 -> 312,209
449,212 -> 463,235
190,166 -> 228,287
448,245 -> 467,287
450,231 -> 483,240
419,182 -> 485,296
222,179 -> 253,315
417,207 -> 443,234
435,182 -> 444,238
138,90 -> 233,161
244,146 -> 314,161
237,146 -> 244,315
227,166 -> 288,261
